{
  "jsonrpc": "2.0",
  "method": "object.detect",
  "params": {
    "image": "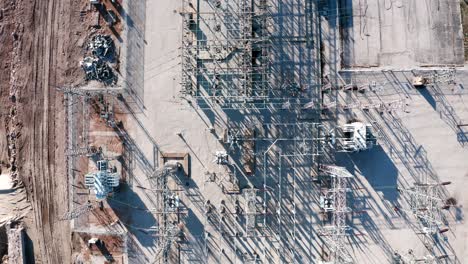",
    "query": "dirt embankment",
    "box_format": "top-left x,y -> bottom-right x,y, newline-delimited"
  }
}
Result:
0,0 -> 99,262
461,0 -> 468,60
